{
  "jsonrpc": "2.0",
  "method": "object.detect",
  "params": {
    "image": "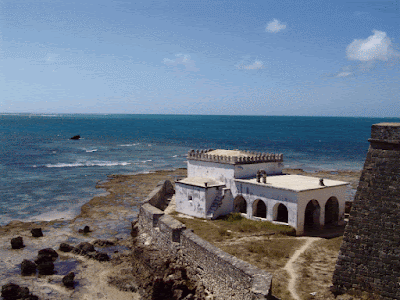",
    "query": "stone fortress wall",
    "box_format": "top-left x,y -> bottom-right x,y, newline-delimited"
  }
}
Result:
187,149 -> 283,164
333,123 -> 400,299
137,180 -> 274,300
